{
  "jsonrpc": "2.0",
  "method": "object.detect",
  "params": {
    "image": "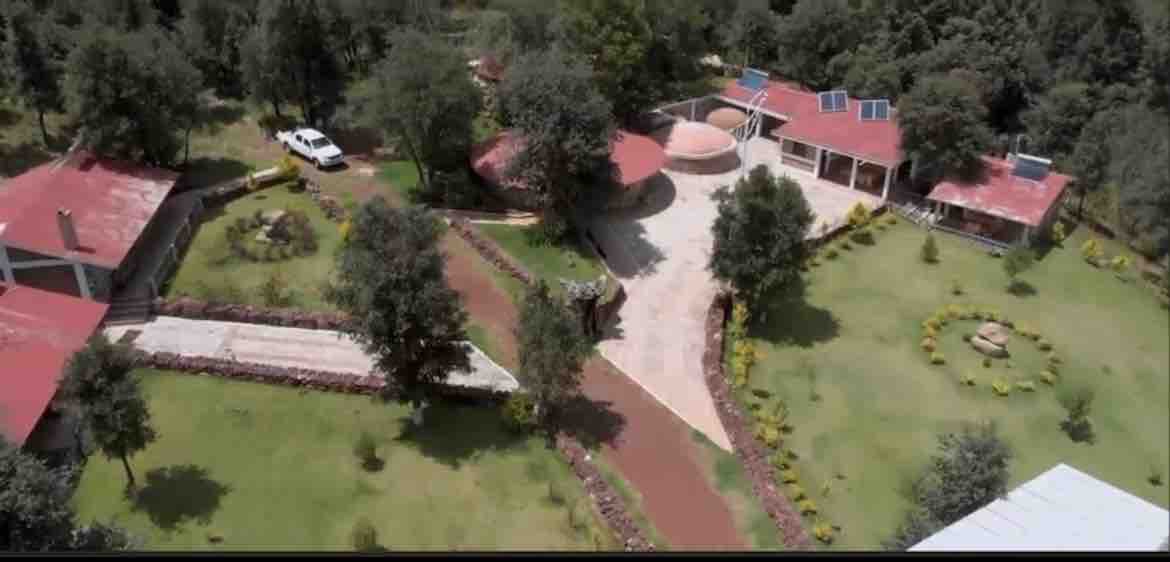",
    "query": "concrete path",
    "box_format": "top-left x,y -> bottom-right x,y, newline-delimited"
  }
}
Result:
104,316 -> 519,393
588,137 -> 880,451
